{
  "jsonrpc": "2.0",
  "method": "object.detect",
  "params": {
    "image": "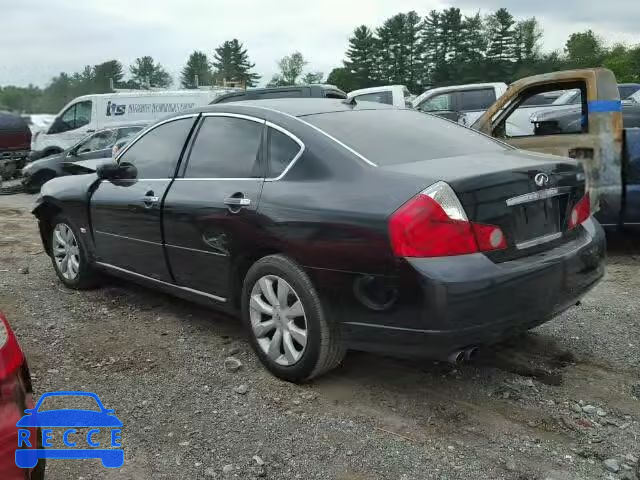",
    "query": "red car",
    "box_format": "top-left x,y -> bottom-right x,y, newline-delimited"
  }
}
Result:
0,312 -> 44,479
